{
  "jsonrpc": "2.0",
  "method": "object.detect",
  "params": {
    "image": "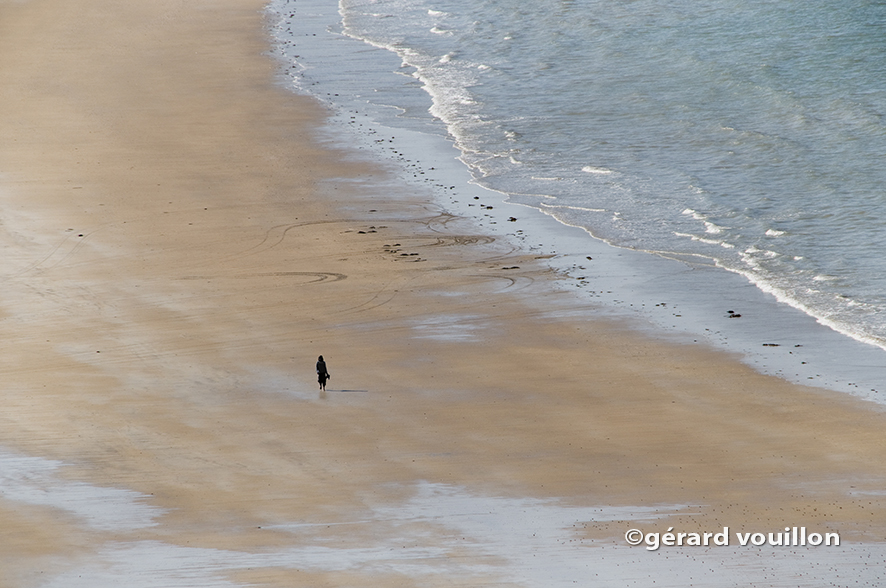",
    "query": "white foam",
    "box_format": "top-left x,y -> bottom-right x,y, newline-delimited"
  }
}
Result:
675,232 -> 723,247
704,221 -> 724,234
582,165 -> 614,174
744,245 -> 778,258
542,203 -> 607,213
